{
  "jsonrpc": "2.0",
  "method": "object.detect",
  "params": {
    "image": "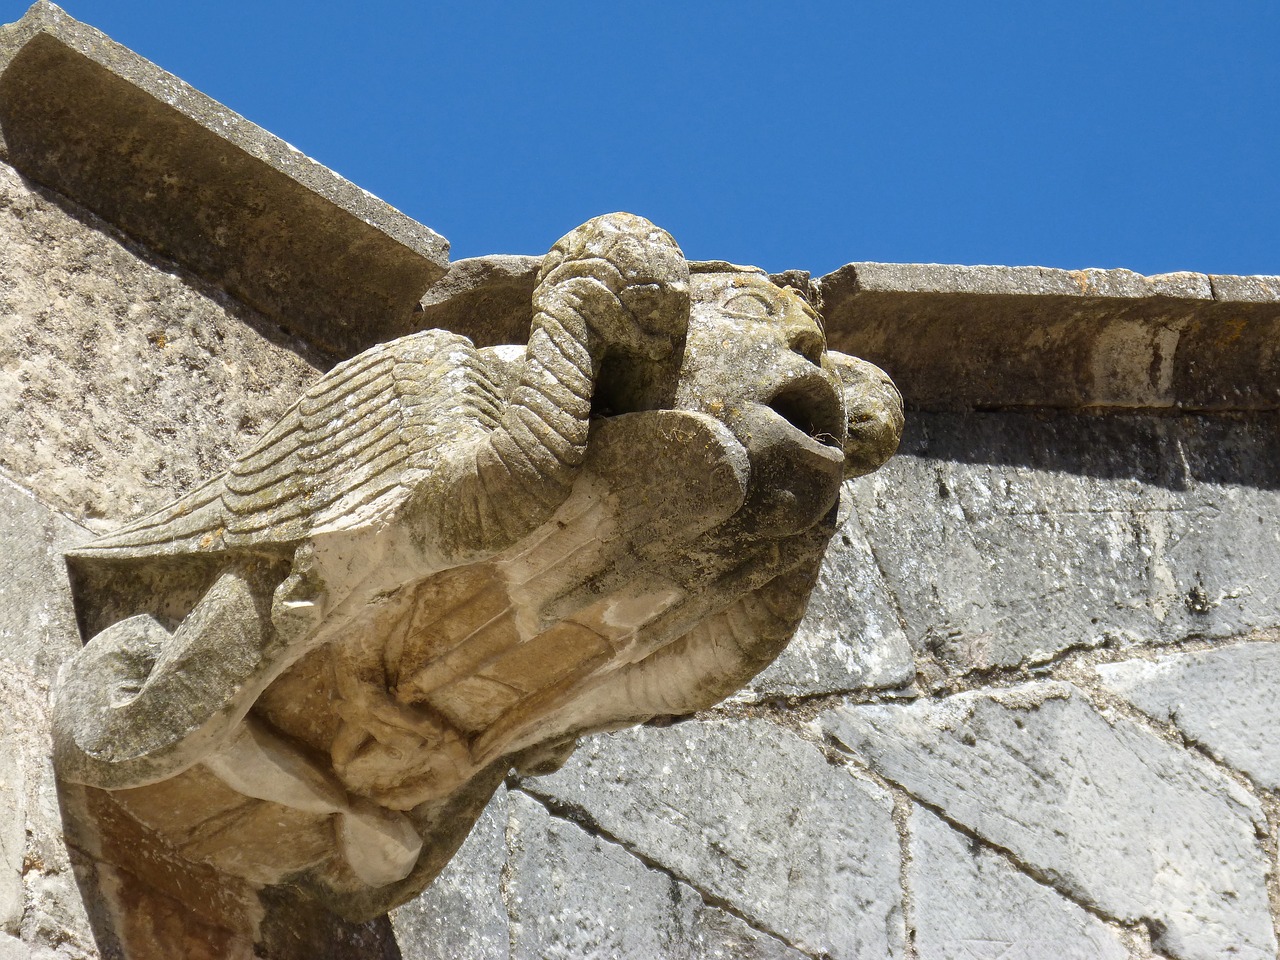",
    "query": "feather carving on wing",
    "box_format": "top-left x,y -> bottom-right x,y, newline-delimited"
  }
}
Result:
73,330 -> 503,559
